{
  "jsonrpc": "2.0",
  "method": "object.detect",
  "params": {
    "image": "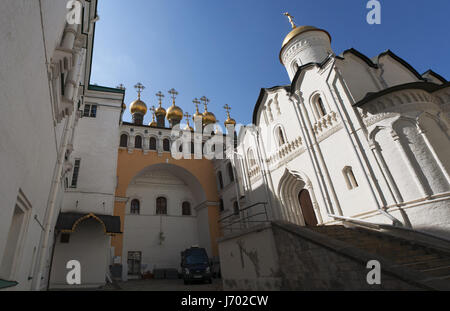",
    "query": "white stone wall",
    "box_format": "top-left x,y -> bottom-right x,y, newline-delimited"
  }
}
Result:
0,0 -> 86,290
123,169 -> 201,273
50,89 -> 123,288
